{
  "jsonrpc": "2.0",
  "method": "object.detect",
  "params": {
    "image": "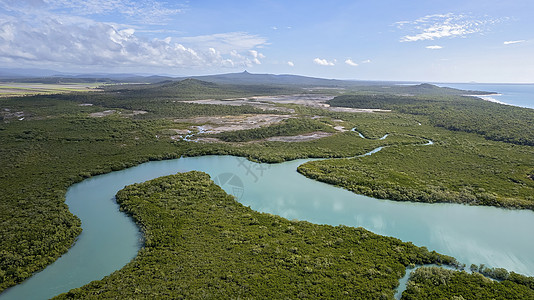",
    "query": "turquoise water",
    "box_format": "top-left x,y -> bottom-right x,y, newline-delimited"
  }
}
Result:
2,154 -> 534,300
438,83 -> 534,109
394,264 -> 460,299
